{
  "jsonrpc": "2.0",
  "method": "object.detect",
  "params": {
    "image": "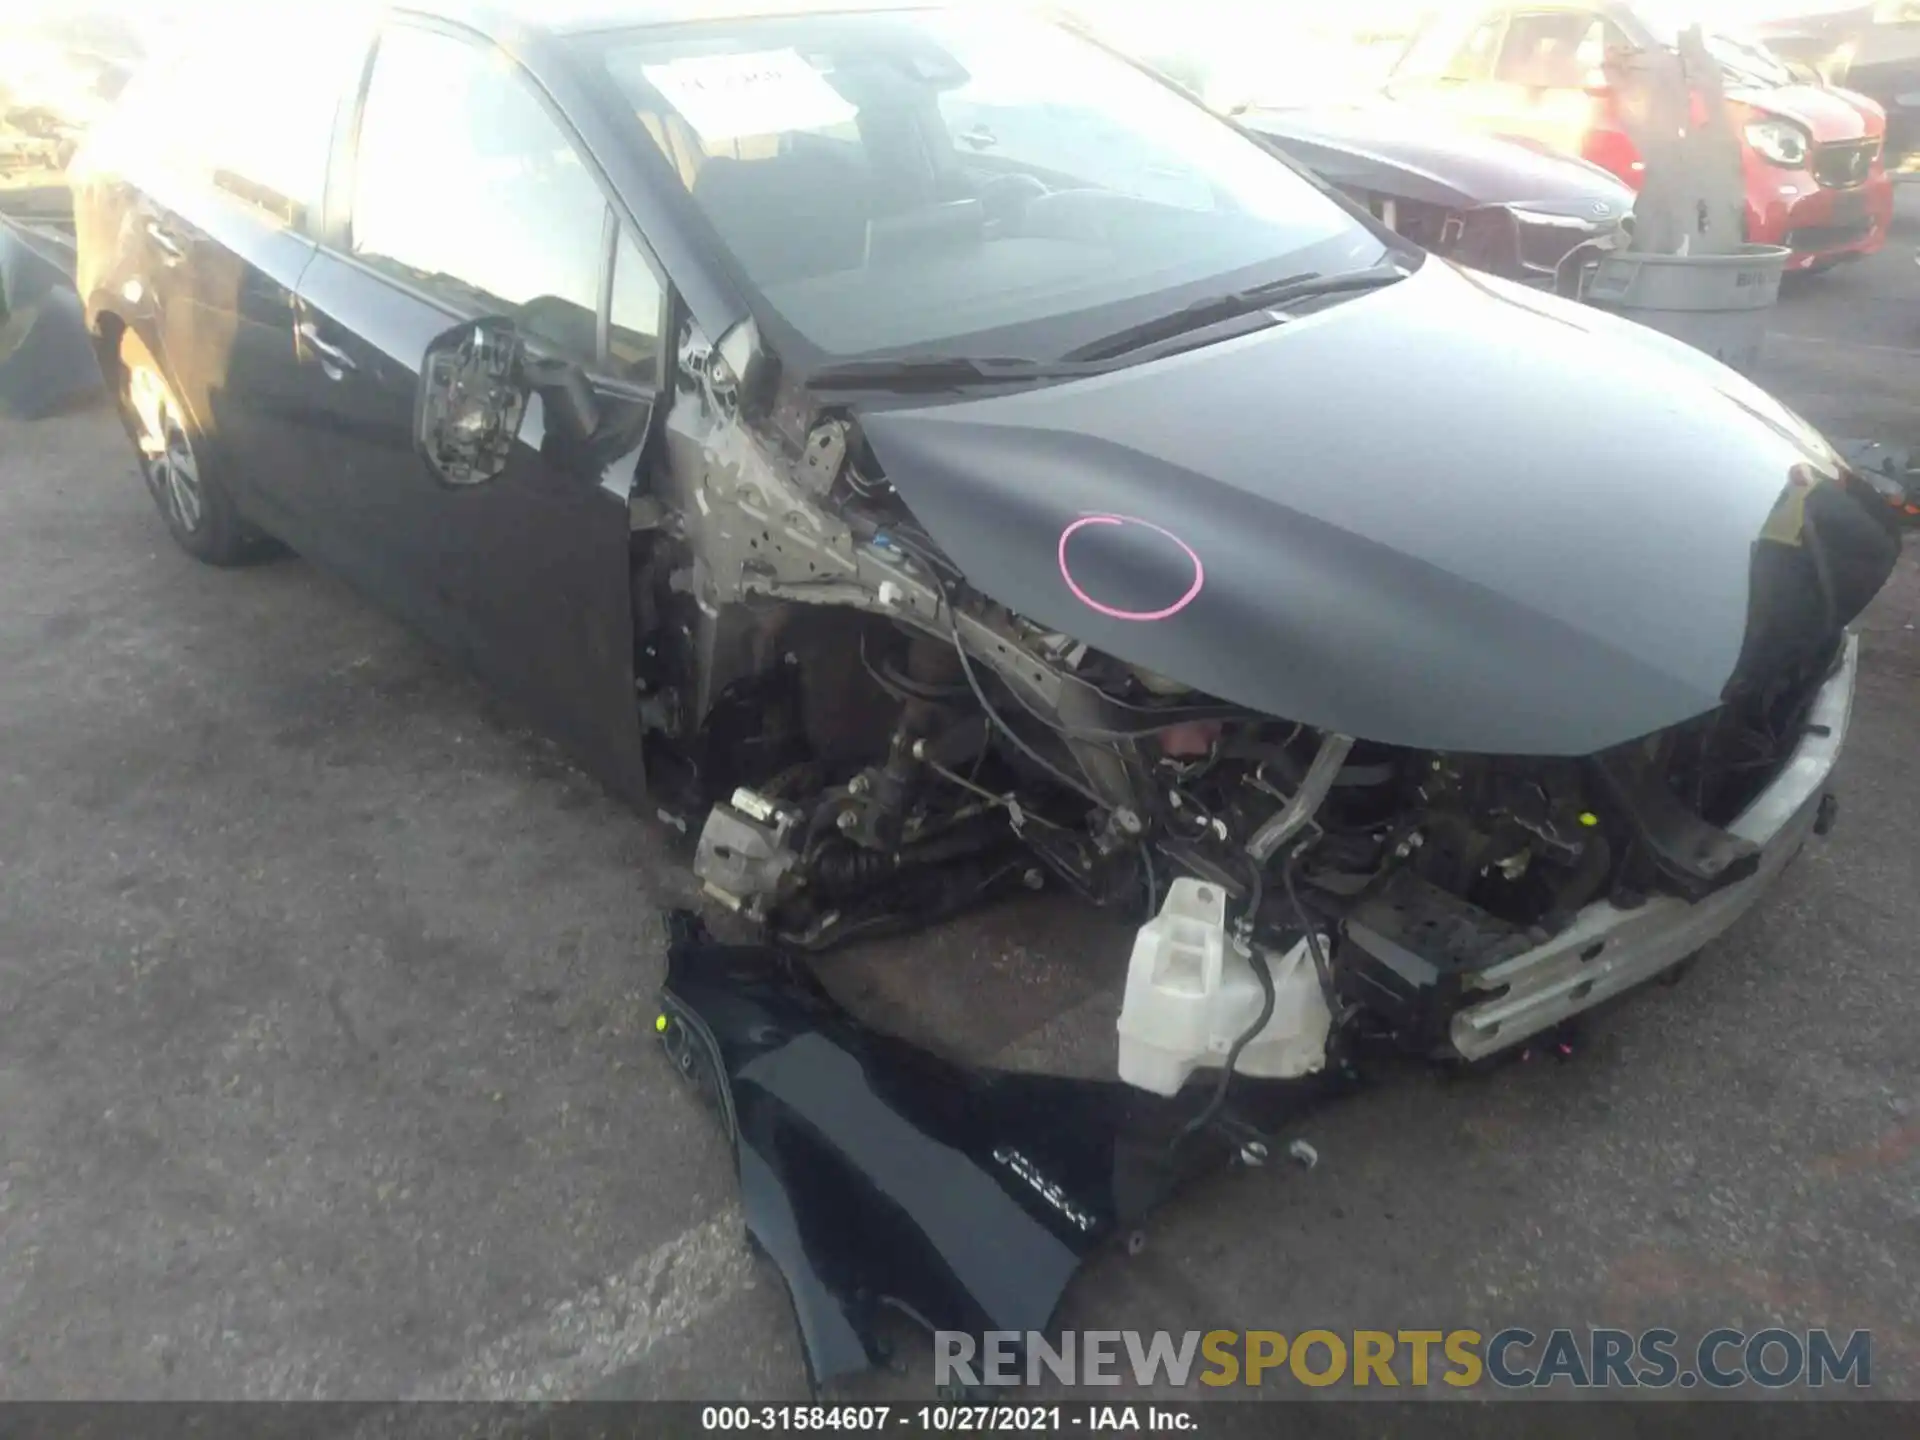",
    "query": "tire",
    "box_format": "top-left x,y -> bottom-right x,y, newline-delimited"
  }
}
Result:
115,330 -> 264,566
